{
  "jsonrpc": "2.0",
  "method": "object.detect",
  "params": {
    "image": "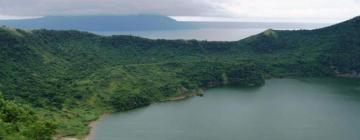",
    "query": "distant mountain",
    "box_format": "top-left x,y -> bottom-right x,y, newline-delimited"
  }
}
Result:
0,15 -> 328,32
0,15 -> 194,31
